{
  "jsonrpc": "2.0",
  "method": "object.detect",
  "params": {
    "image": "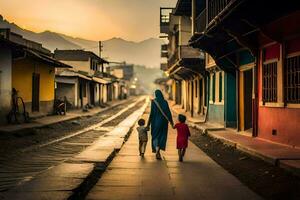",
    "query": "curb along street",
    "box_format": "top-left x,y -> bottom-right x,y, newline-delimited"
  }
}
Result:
1,97 -> 149,200
191,125 -> 300,178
